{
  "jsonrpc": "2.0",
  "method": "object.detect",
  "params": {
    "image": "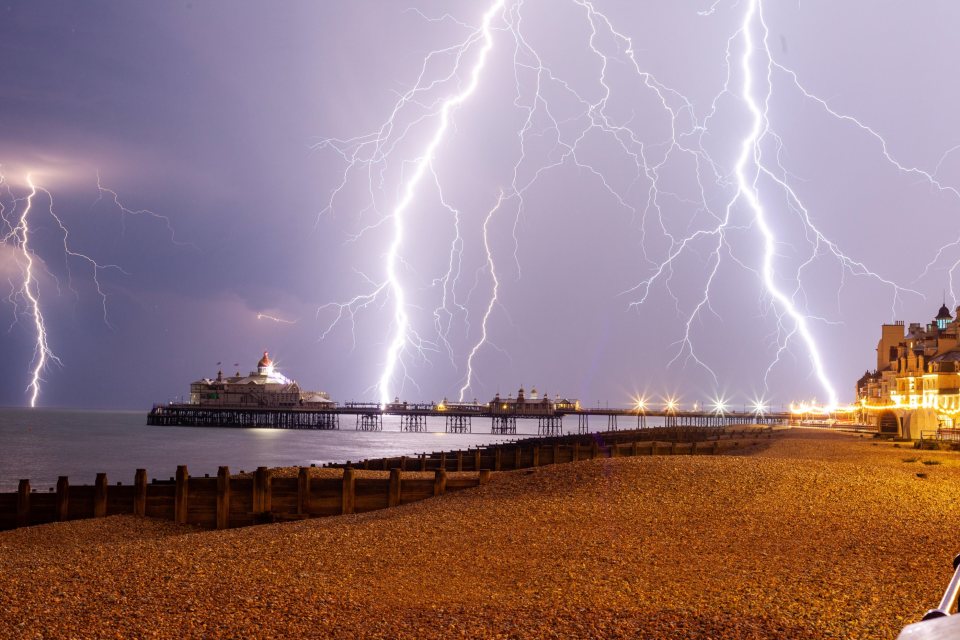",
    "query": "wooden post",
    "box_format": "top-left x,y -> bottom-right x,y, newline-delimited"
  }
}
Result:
591,441 -> 599,459
434,469 -> 447,496
514,447 -> 522,470
217,466 -> 231,529
400,456 -> 408,472
691,441 -> 698,455
440,452 -> 447,471
479,469 -> 491,485
133,469 -> 146,517
55,476 -> 69,522
573,442 -> 580,462
712,441 -> 719,455
388,468 -> 401,507
553,443 -> 560,465
631,441 -> 639,457
669,442 -> 676,455
363,459 -> 370,471
94,473 -> 108,518
494,447 -> 502,471
419,454 -> 427,472
16,479 -> 30,528
297,467 -> 310,516
532,446 -> 540,467
382,457 -> 389,471
341,467 -> 355,515
253,467 -> 272,515
474,449 -> 481,472
175,465 -> 188,524
457,451 -> 463,472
